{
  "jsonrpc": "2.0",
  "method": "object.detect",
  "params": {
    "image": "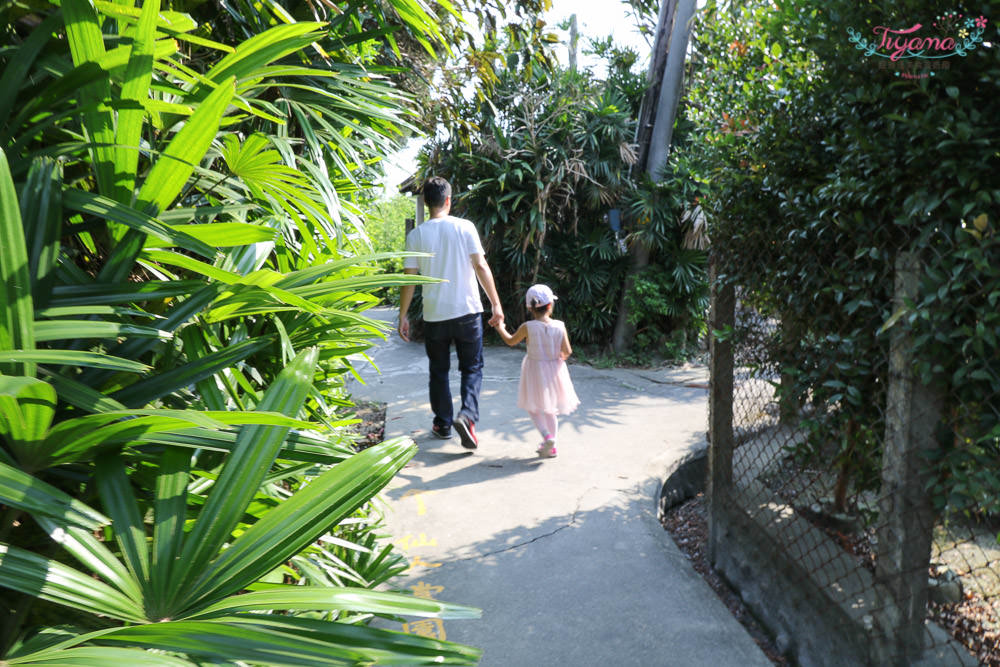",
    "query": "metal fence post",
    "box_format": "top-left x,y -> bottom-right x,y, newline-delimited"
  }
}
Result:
708,254 -> 735,566
876,250 -> 944,663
